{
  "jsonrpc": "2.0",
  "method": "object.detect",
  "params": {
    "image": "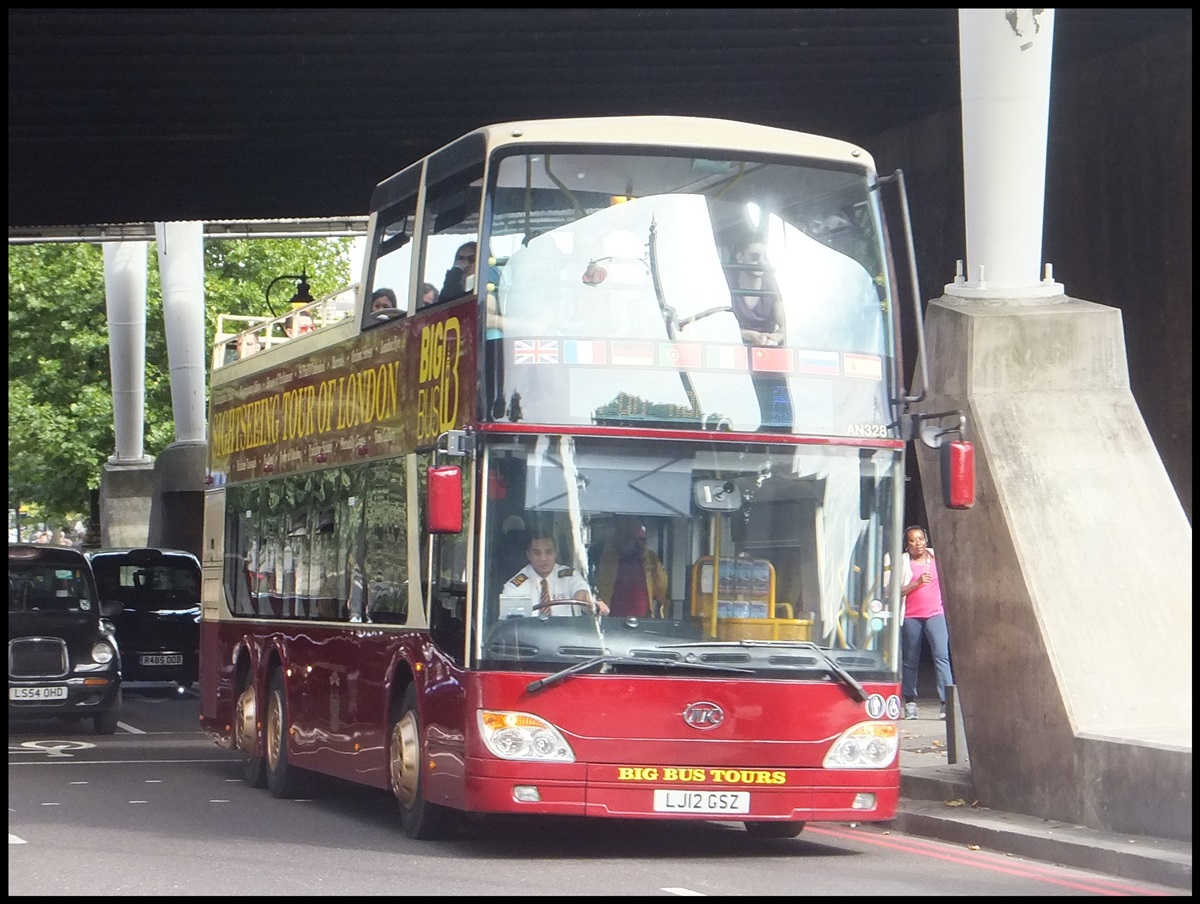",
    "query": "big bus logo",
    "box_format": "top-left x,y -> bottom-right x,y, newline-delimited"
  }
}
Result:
682,702 -> 725,730
417,316 -> 462,444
